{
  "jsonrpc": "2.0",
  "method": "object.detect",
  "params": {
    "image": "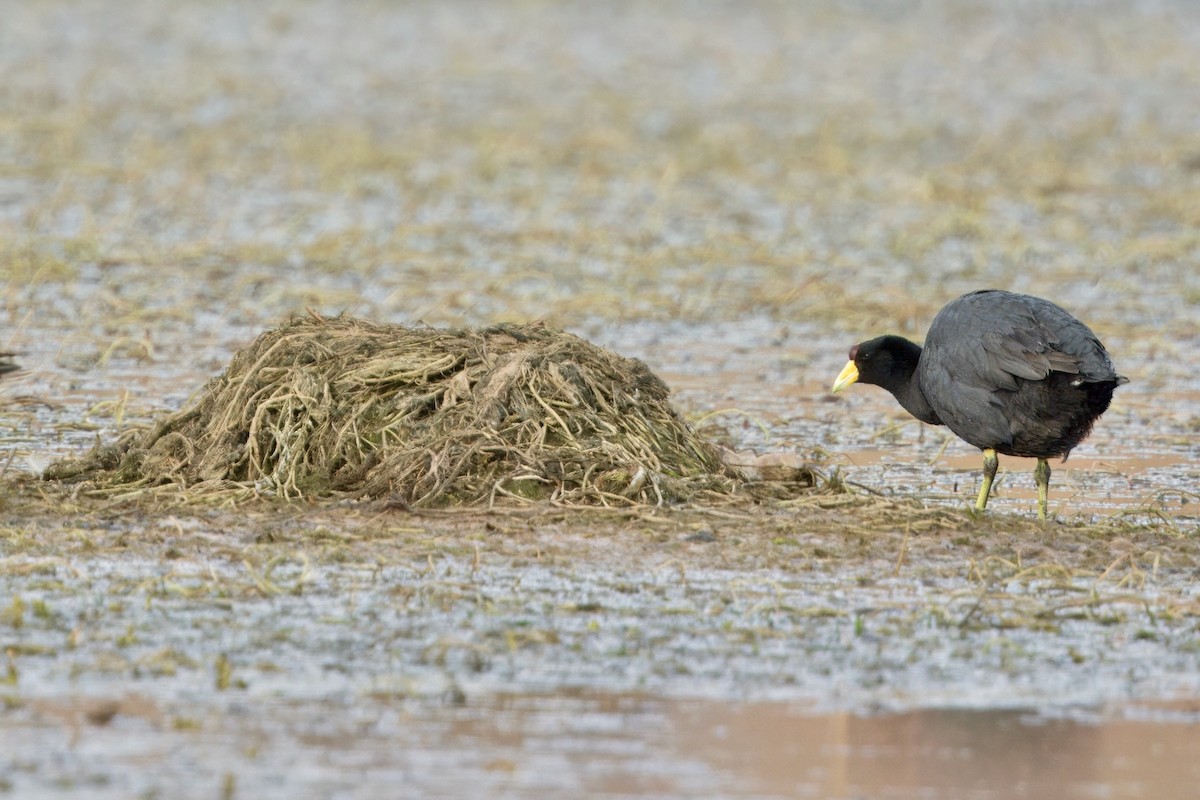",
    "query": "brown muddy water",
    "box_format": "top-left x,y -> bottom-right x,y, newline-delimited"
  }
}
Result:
4,0 -> 1200,797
